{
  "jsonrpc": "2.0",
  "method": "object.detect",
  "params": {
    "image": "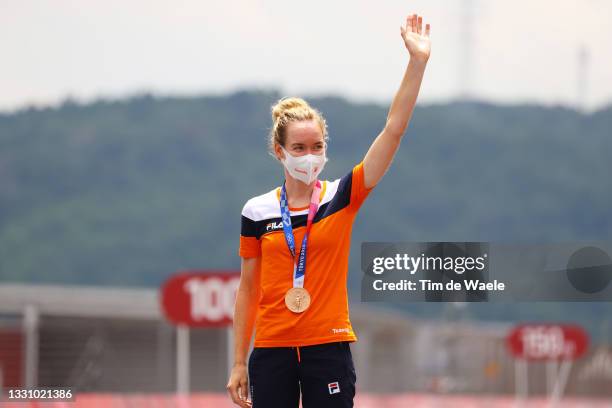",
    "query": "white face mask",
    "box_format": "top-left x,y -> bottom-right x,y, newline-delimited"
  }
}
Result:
280,145 -> 328,185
